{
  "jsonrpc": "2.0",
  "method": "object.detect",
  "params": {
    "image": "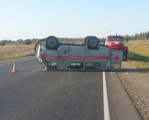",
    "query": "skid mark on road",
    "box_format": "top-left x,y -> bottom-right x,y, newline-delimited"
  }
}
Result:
18,68 -> 42,78
103,71 -> 110,120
